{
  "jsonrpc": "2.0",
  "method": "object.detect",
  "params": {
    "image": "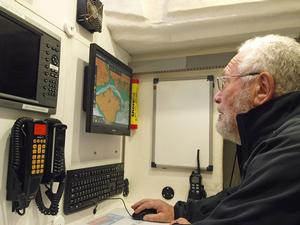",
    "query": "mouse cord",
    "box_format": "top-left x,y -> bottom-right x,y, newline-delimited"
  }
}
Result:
92,197 -> 132,217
